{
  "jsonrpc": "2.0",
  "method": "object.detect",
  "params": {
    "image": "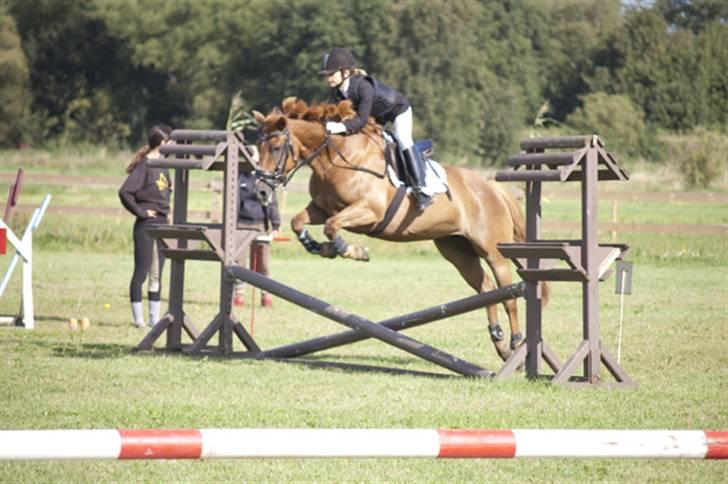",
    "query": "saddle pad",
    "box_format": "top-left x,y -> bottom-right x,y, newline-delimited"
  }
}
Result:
387,158 -> 449,196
